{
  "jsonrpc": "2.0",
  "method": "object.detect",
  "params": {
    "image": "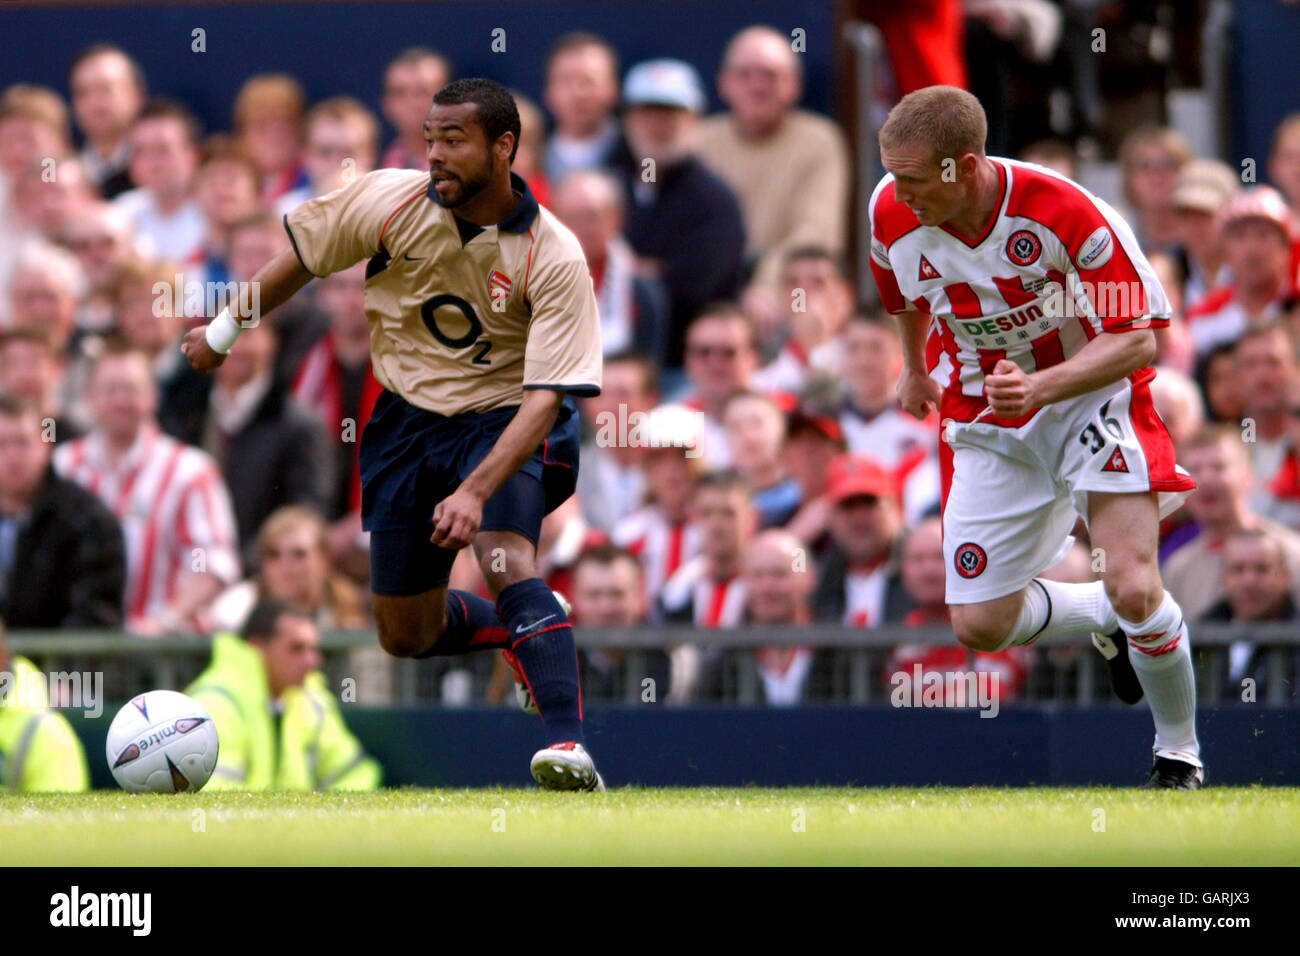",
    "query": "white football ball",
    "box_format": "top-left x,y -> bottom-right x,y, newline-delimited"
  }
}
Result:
106,690 -> 219,793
